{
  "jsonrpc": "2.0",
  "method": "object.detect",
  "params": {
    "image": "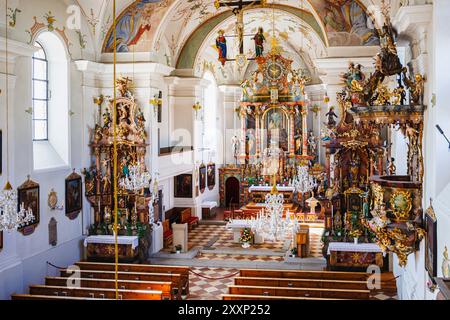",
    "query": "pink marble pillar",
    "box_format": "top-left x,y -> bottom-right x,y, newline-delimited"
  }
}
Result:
289,111 -> 295,157
302,110 -> 308,156
255,109 -> 261,158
